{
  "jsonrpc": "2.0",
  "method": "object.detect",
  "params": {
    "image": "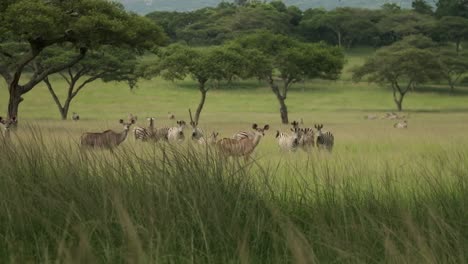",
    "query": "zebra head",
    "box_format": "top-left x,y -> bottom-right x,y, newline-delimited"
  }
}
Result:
290,127 -> 302,146
176,120 -> 186,135
119,118 -> 135,131
314,124 -> 324,135
291,121 -> 300,129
